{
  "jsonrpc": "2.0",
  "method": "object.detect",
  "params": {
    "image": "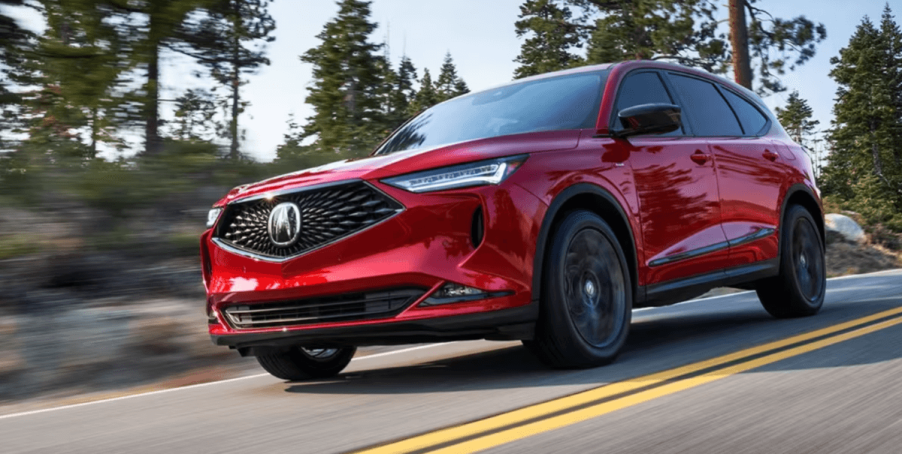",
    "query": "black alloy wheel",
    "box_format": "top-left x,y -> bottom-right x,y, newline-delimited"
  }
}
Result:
756,205 -> 826,318
525,210 -> 632,368
564,229 -> 628,348
791,216 -> 825,302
